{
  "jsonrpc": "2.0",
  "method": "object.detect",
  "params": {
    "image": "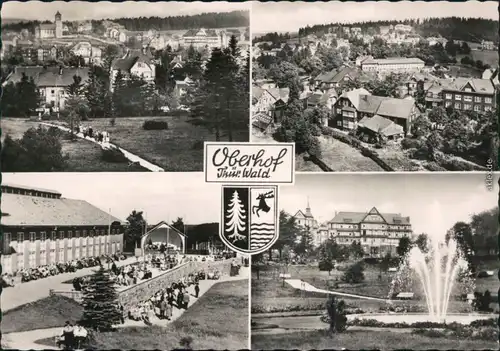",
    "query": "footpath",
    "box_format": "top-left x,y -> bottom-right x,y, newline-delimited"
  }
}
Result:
40,122 -> 164,172
2,267 -> 249,350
